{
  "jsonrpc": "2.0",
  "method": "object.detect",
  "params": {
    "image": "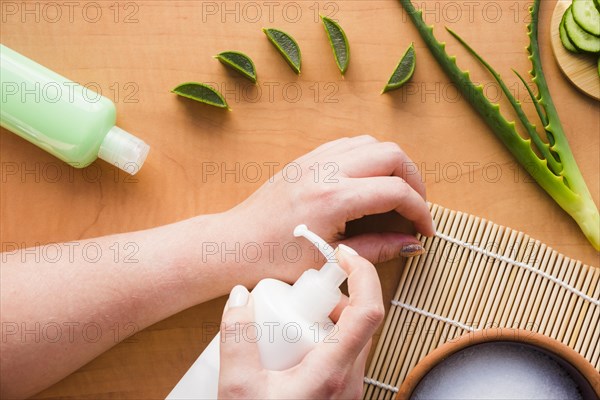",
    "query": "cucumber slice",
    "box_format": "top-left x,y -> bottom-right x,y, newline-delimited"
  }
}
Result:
565,6 -> 600,53
561,9 -> 580,52
572,0 -> 600,36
